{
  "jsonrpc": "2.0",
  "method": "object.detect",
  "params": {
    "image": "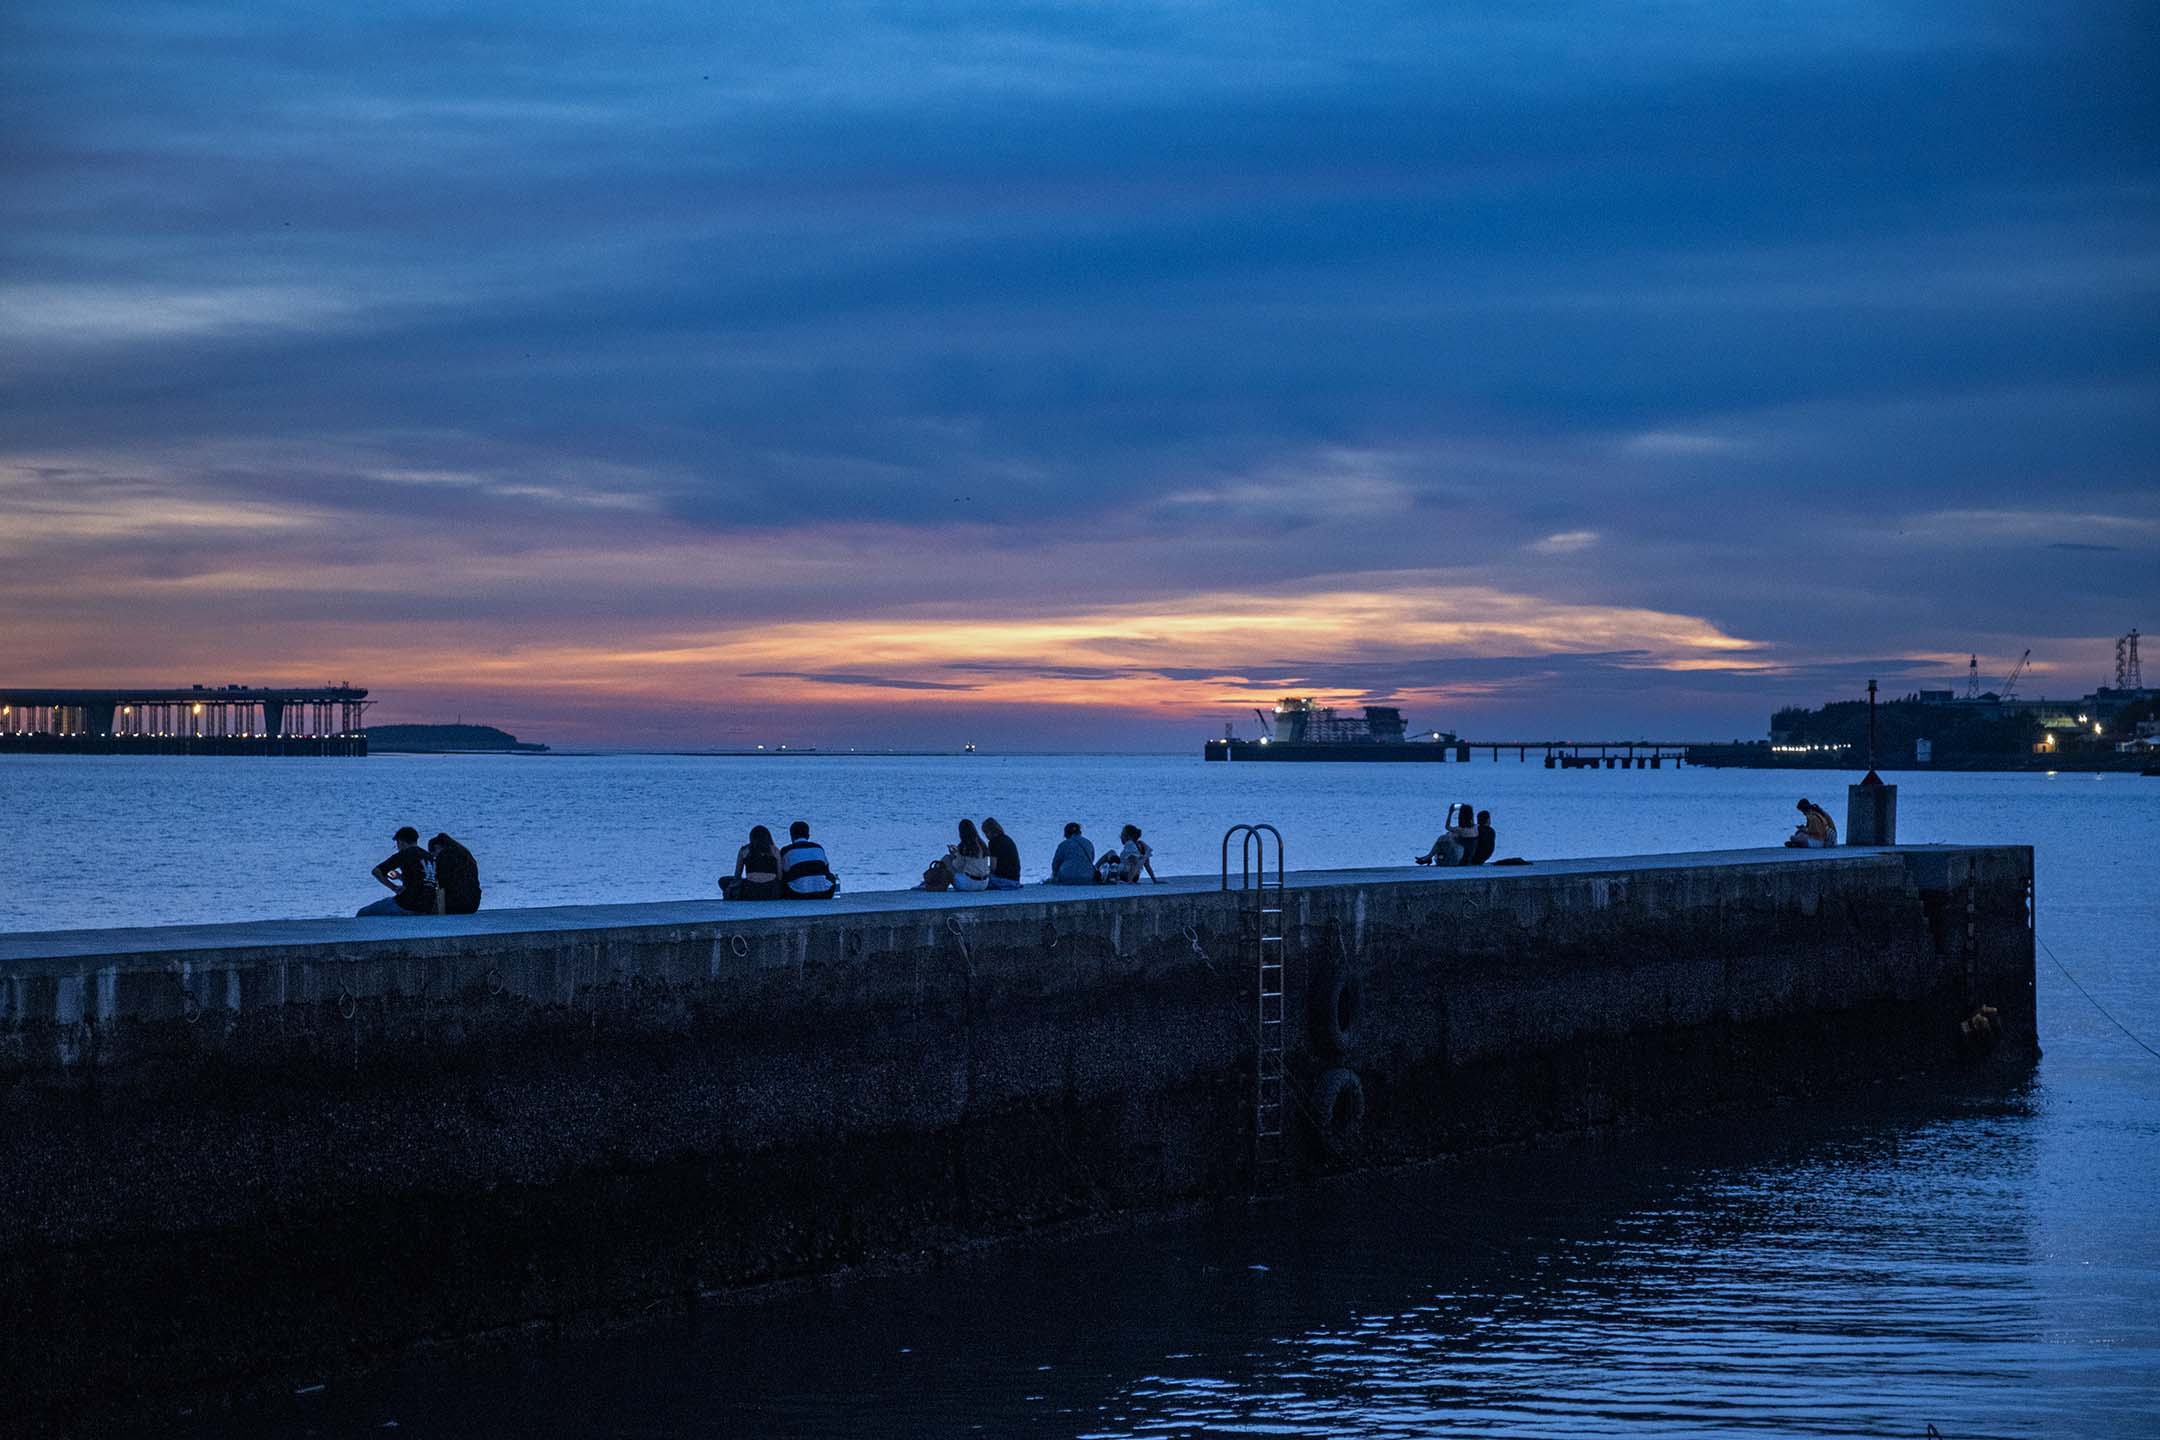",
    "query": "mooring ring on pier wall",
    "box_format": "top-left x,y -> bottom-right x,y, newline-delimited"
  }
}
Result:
729,934 -> 749,958
1308,953 -> 1362,1057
